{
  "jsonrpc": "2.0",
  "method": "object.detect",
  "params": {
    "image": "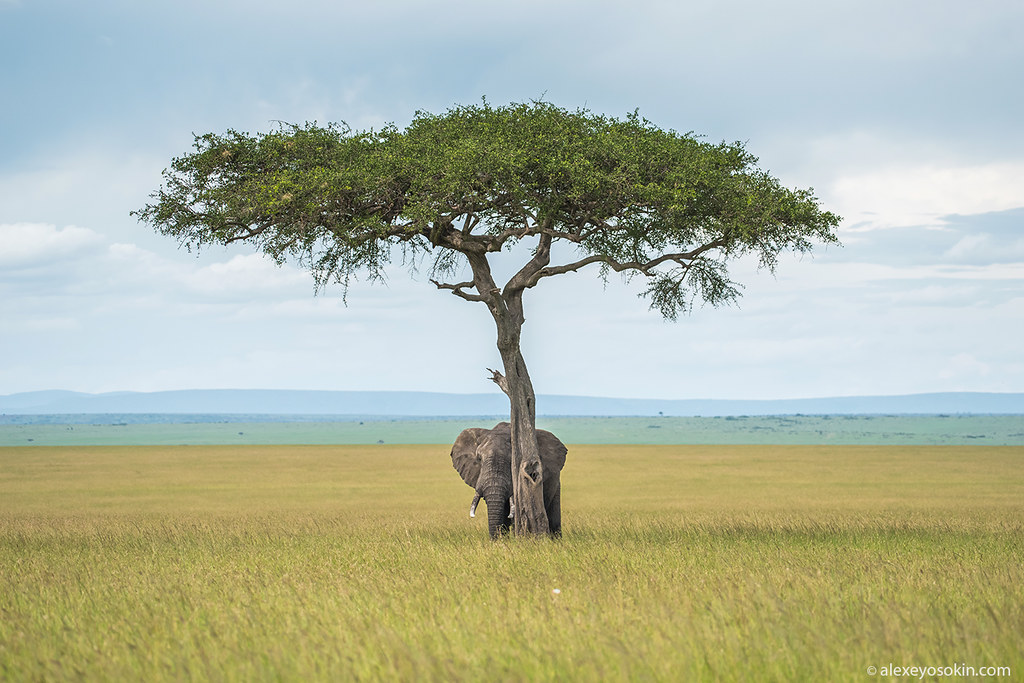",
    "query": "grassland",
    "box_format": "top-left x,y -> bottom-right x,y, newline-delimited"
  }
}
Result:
3,413 -> 1023,446
2,444 -> 1022,681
